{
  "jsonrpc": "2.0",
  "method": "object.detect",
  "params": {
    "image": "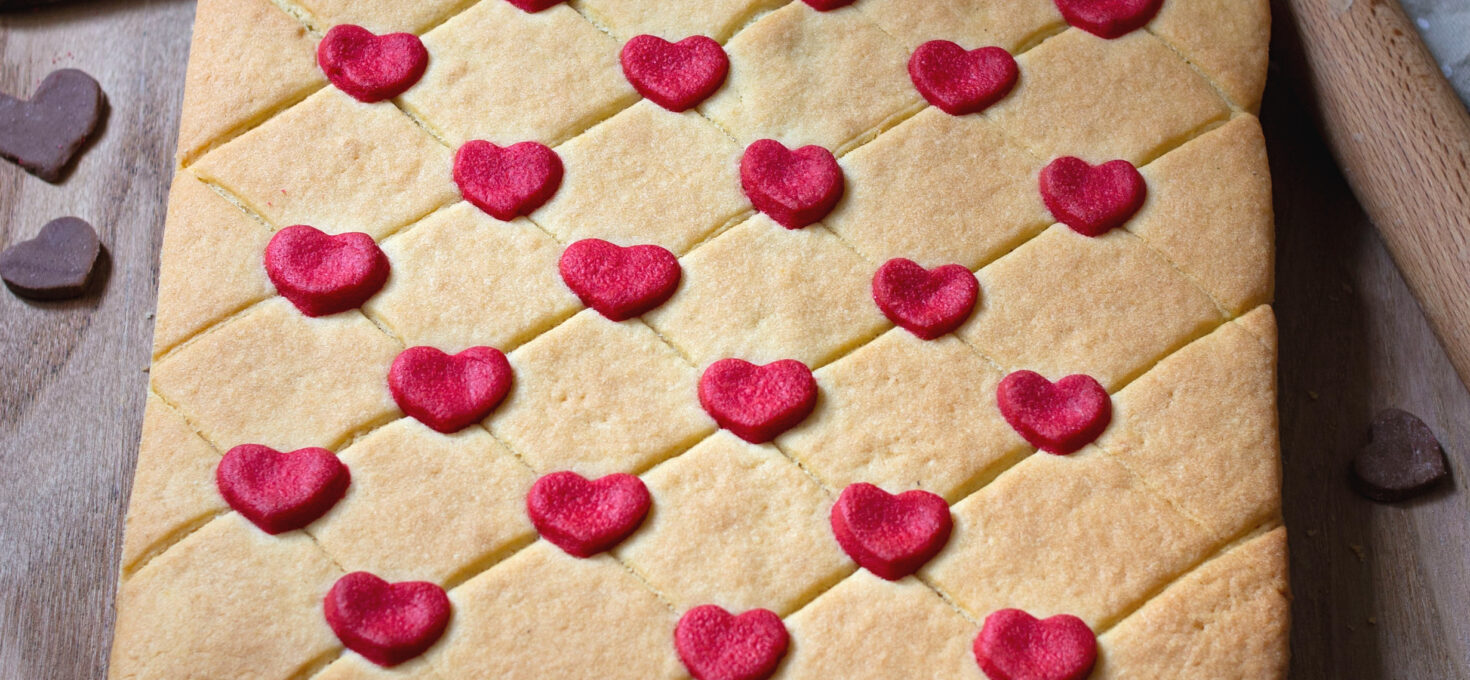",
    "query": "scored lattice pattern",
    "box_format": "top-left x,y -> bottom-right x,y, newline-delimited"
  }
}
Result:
113,0 -> 1288,678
